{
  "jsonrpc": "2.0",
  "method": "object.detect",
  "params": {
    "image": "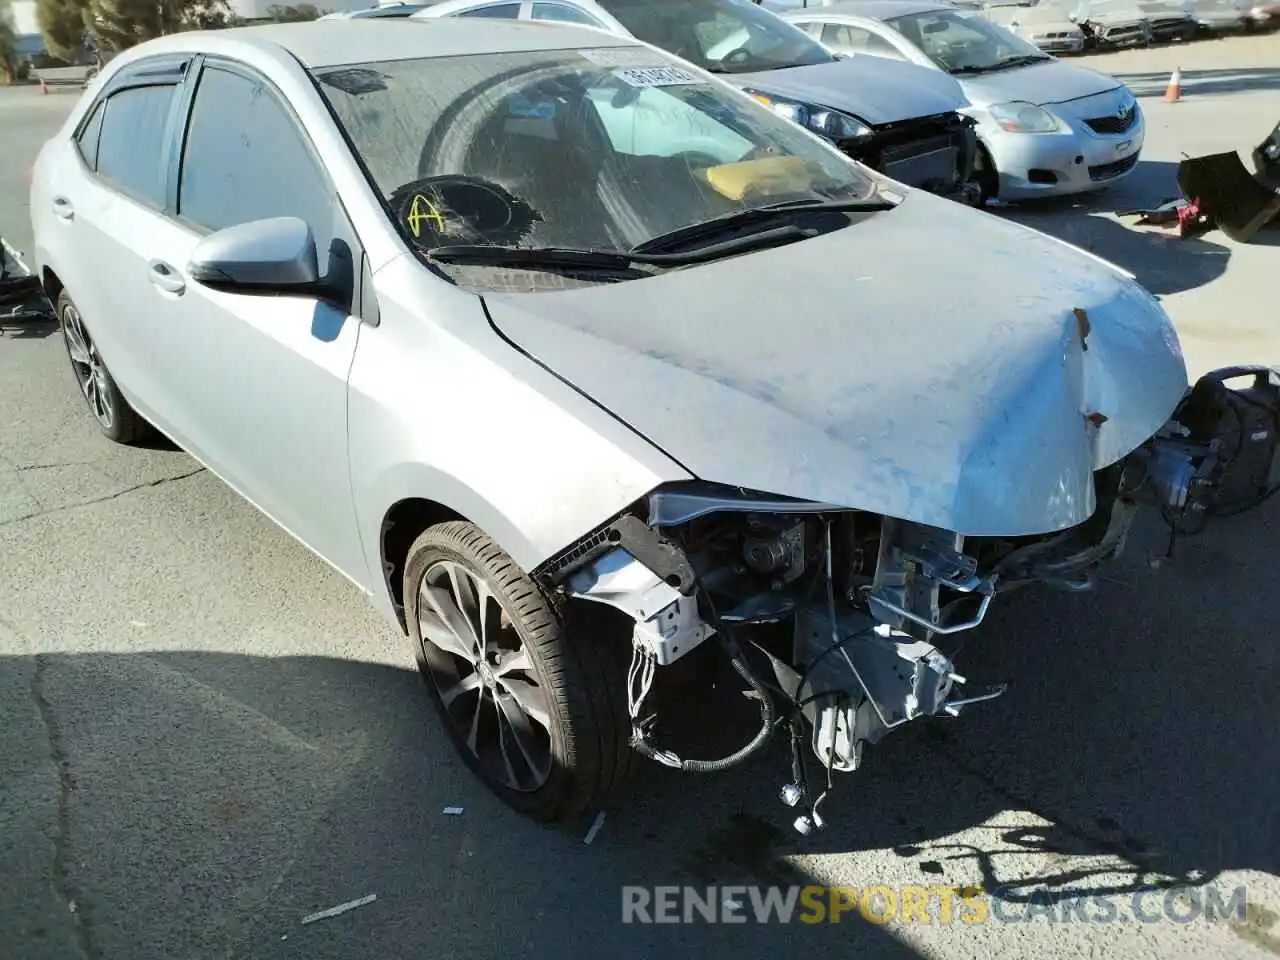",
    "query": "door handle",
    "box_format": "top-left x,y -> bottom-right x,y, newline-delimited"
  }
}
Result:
148,260 -> 186,295
51,196 -> 74,220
